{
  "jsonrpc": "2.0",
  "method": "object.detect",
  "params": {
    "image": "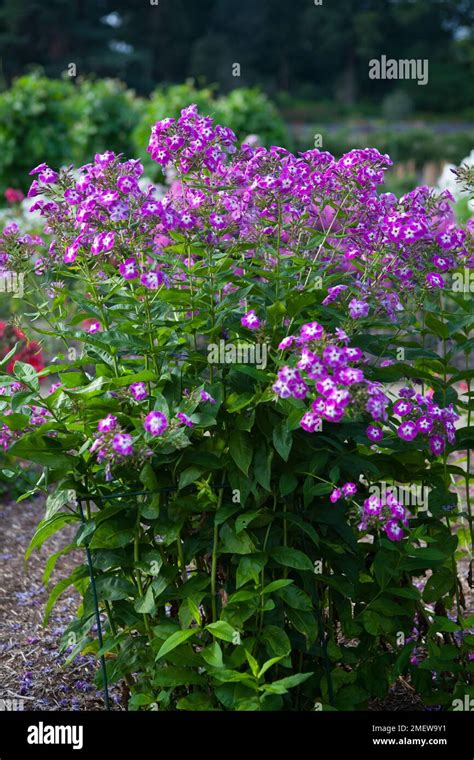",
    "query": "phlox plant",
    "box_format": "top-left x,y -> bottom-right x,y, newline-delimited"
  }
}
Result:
0,105 -> 473,711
